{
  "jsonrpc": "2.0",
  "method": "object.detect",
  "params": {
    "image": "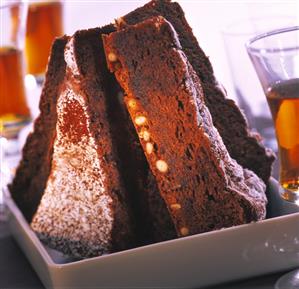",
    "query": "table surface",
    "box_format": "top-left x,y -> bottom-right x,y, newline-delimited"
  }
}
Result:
0,219 -> 291,289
